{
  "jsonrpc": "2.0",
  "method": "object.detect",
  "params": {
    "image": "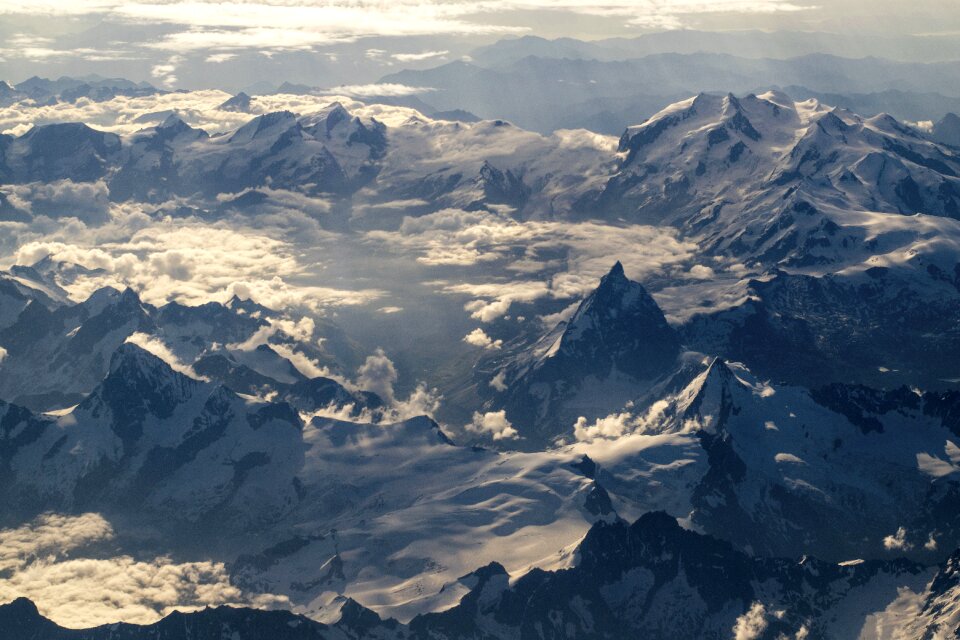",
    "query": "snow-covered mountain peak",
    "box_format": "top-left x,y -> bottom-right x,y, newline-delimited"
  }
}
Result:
556,262 -> 680,376
158,112 -> 187,130
486,262 -> 682,444
229,110 -> 300,143
152,113 -> 207,142
98,342 -> 201,417
300,101 -> 352,135
676,357 -> 746,434
217,91 -> 252,113
74,342 -> 204,440
117,285 -> 144,308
